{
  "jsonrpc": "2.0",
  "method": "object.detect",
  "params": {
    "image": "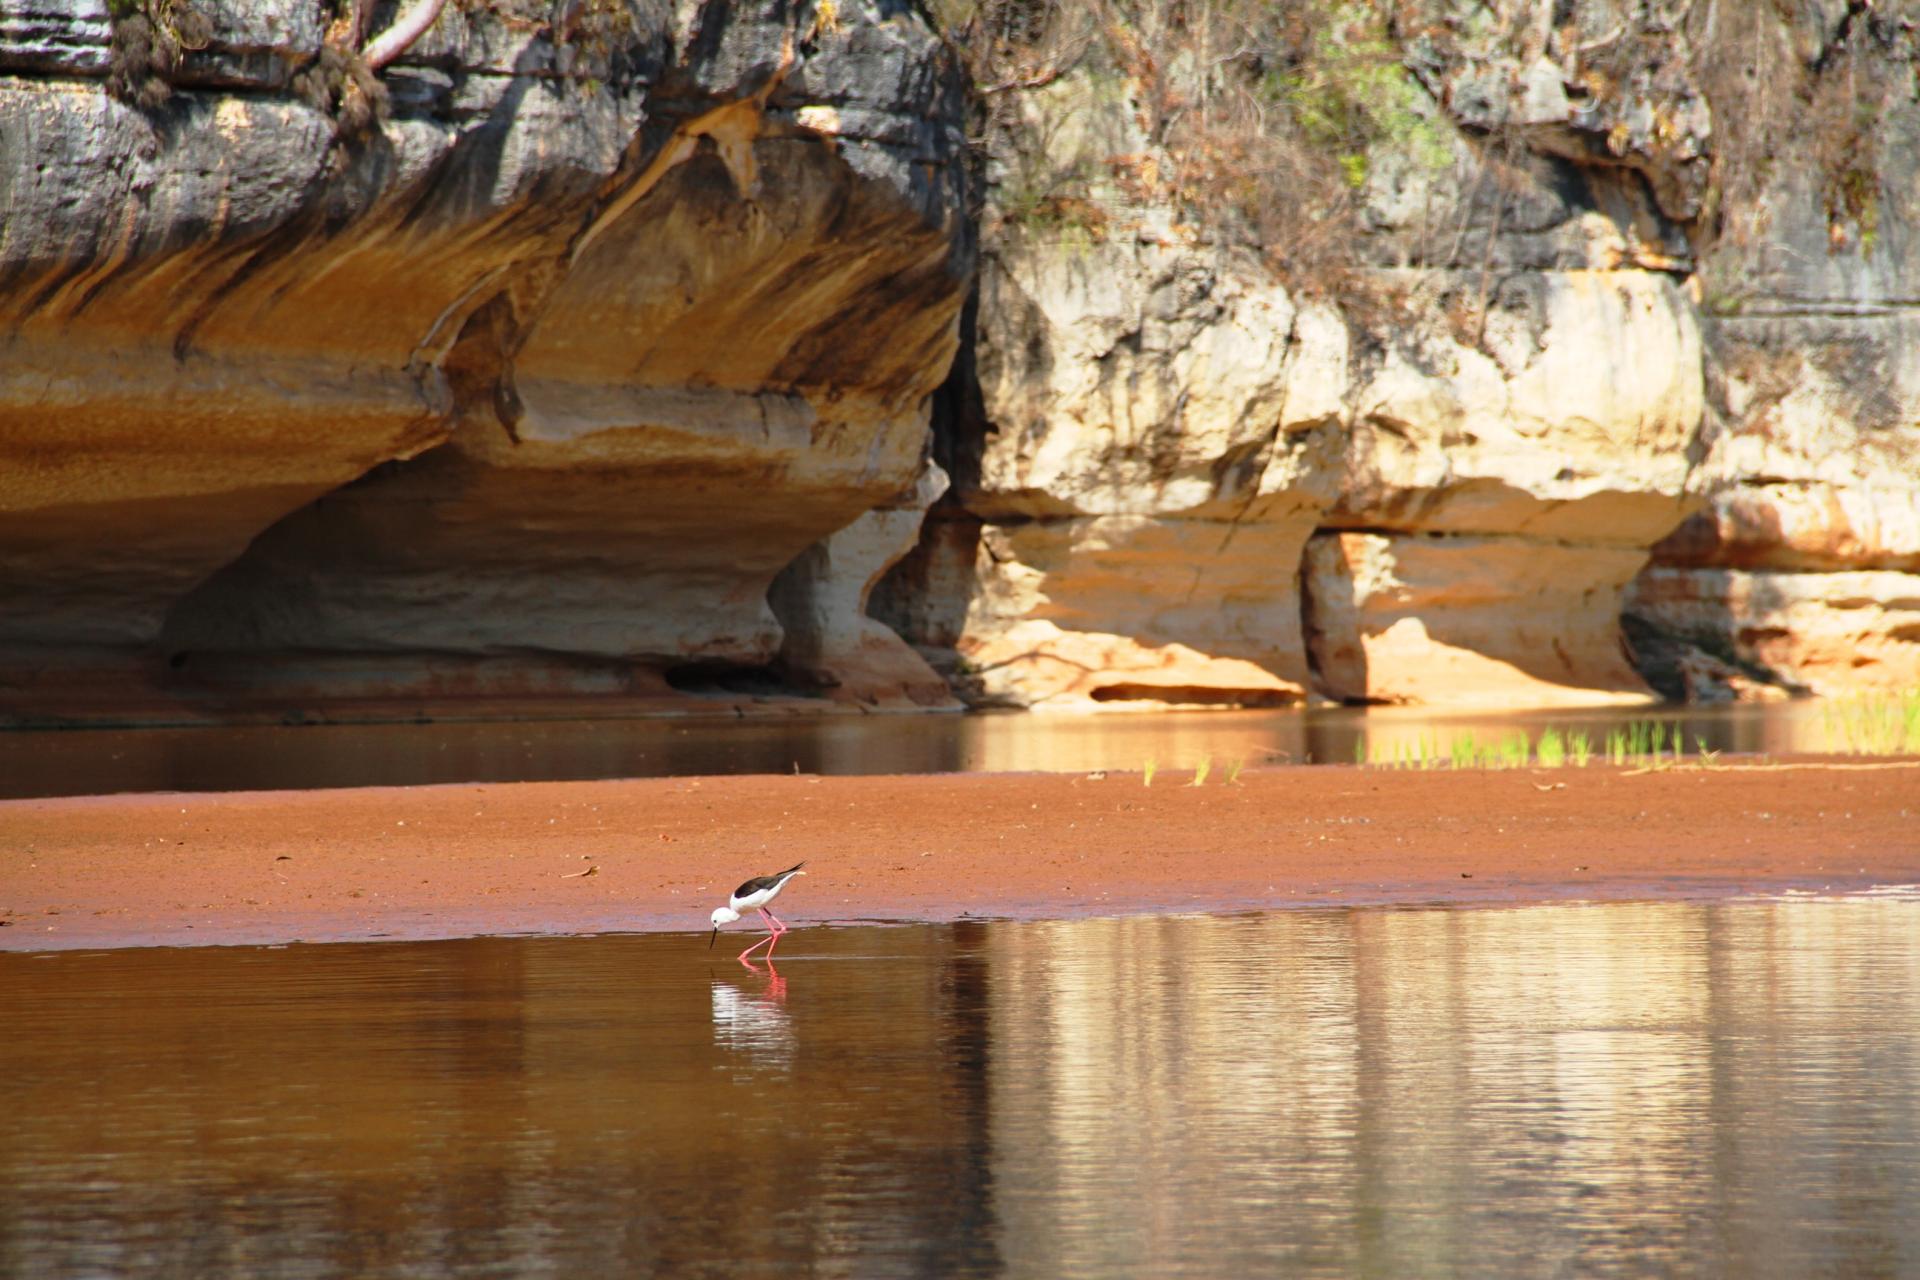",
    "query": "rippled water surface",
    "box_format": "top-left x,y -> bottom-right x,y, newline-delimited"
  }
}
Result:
5,900 -> 1919,1278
